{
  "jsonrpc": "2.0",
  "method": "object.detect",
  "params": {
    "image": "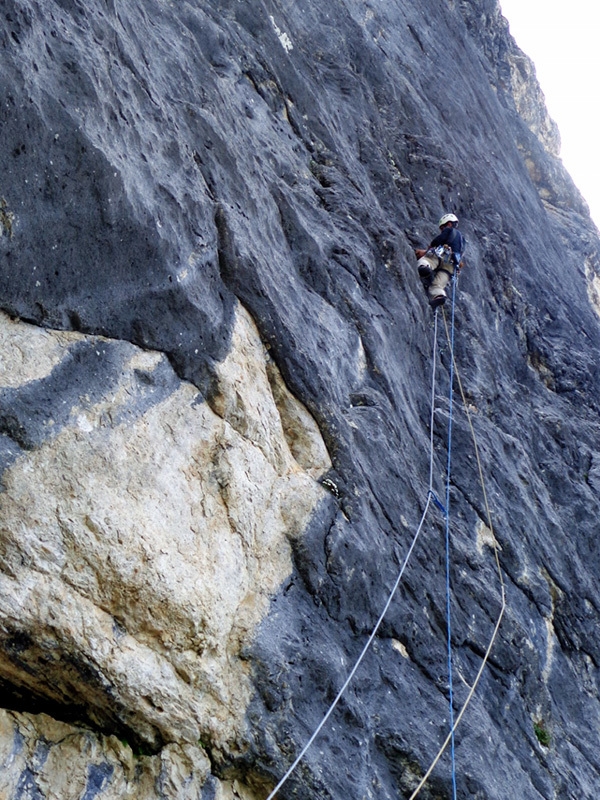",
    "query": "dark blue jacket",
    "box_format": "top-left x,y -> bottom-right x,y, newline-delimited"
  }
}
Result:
430,226 -> 465,264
